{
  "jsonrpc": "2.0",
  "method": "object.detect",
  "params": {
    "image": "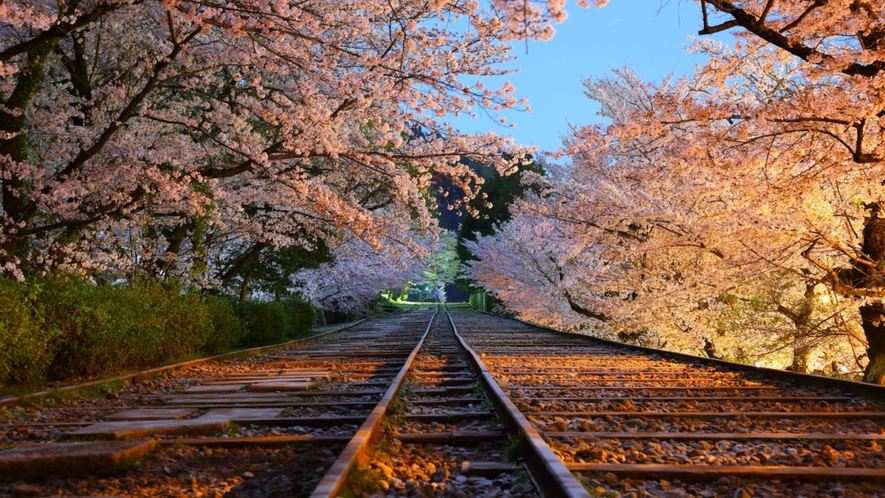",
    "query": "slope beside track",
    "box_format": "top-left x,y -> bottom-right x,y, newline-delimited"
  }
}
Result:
449,311 -> 885,498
